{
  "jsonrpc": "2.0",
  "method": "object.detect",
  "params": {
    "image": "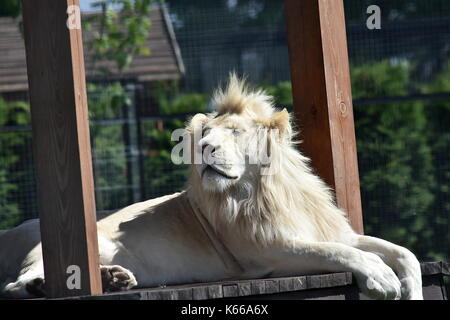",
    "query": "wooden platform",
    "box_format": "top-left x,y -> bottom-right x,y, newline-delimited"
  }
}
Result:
65,262 -> 448,300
